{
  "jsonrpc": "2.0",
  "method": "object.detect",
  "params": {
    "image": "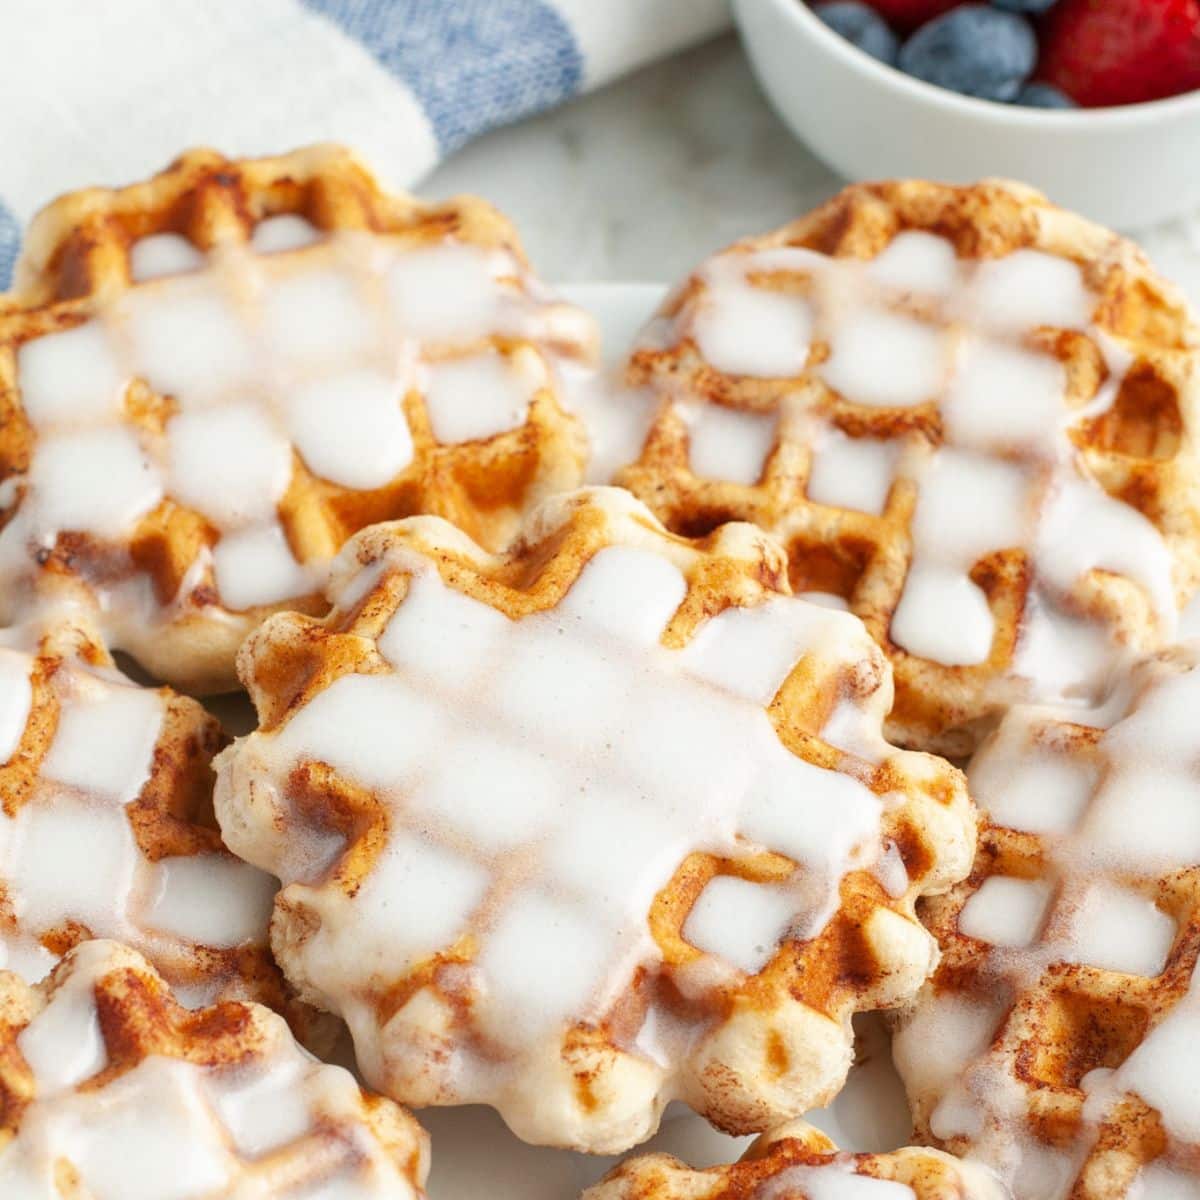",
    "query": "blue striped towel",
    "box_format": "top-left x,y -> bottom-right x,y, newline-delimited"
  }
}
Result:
0,0 -> 730,288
